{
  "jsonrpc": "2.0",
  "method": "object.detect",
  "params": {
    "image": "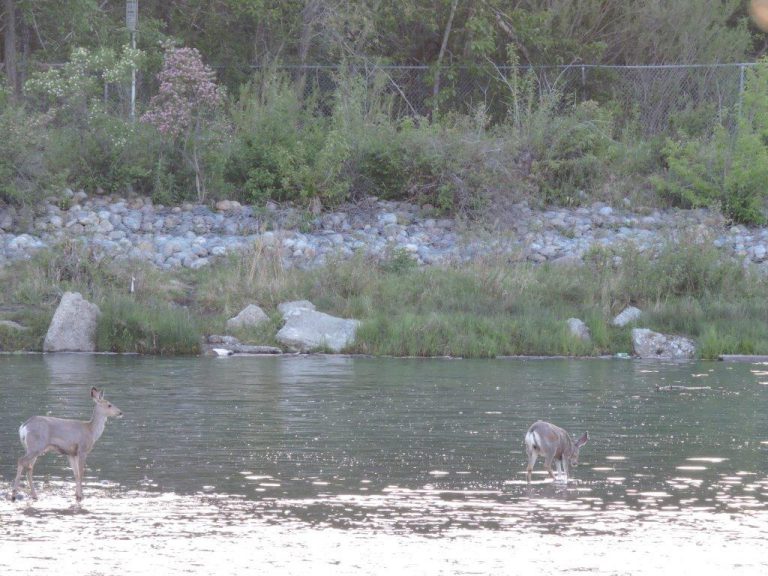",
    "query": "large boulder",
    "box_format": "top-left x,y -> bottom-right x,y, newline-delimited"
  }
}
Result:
226,304 -> 269,331
276,300 -> 359,353
43,292 -> 101,352
612,306 -> 643,327
278,300 -> 316,317
631,328 -> 696,360
567,318 -> 591,343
